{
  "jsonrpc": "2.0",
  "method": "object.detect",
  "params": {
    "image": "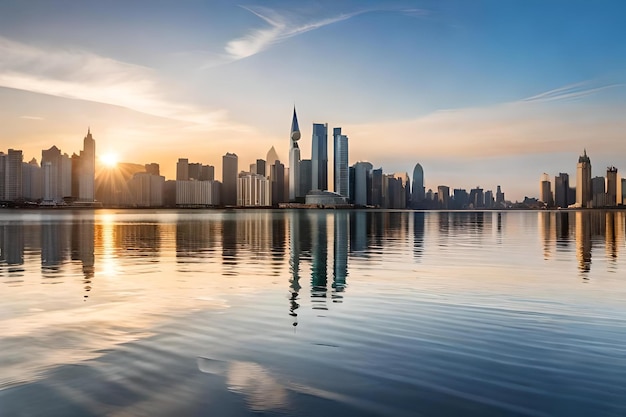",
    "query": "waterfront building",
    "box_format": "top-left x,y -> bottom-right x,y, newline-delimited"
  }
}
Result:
437,186 -> 450,209
270,160 -> 286,206
591,176 -> 606,207
128,172 -> 164,207
576,150 -> 592,208
200,165 -> 215,181
371,168 -> 383,207
188,163 -> 202,180
299,159 -> 312,199
176,158 -> 189,181
311,123 -> 328,191
426,189 -> 434,201
411,163 -> 425,208
256,159 -> 266,177
4,149 -> 23,201
22,158 -> 42,201
221,153 -> 238,206
333,127 -> 349,198
469,186 -> 484,208
176,180 -> 220,207
484,190 -> 494,208
305,190 -> 349,206
41,146 -> 72,203
496,185 -> 505,207
237,172 -> 271,207
352,162 -> 373,206
622,178 -> 626,205
554,173 -> 569,208
78,128 -> 95,202
540,173 -> 553,207
289,108 -> 301,201
453,189 -> 469,209
607,166 -> 618,207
